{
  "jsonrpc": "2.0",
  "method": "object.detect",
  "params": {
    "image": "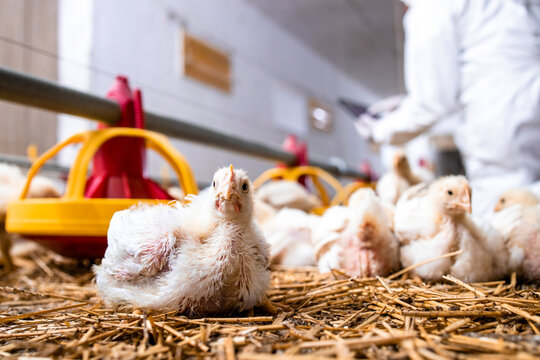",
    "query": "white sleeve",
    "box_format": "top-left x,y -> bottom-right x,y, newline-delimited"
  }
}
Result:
373,0 -> 461,145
